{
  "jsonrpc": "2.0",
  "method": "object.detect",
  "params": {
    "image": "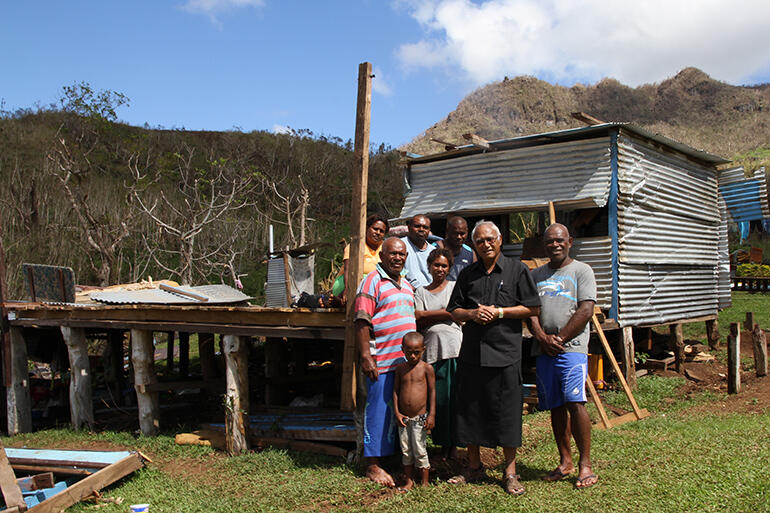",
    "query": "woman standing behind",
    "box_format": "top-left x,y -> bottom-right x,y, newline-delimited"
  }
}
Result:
334,214 -> 389,302
414,248 -> 462,459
